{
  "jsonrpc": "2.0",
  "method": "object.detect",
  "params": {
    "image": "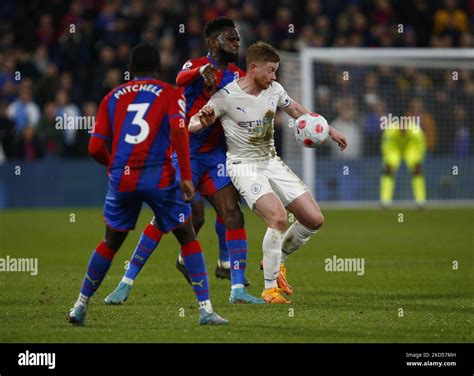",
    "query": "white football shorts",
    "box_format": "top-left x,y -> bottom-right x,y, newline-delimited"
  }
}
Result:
227,156 -> 308,209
